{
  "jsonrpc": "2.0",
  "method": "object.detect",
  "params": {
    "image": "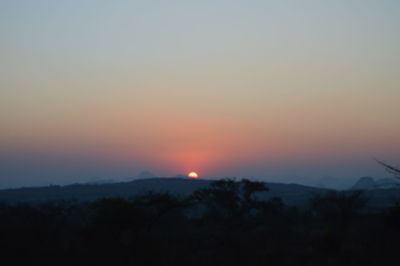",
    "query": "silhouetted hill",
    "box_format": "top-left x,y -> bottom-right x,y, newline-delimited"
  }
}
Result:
1,178 -> 400,209
0,178 -> 326,205
350,176 -> 400,190
351,176 -> 376,190
375,177 -> 400,188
